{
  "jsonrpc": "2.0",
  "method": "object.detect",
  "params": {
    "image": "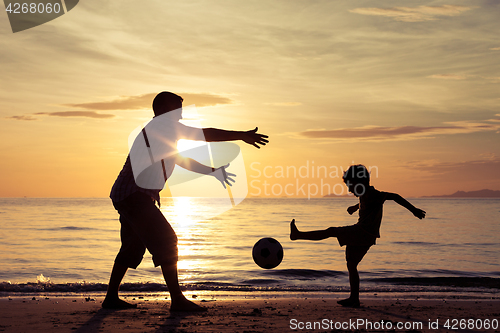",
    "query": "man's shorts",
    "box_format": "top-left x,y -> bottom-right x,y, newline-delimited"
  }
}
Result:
112,191 -> 178,269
